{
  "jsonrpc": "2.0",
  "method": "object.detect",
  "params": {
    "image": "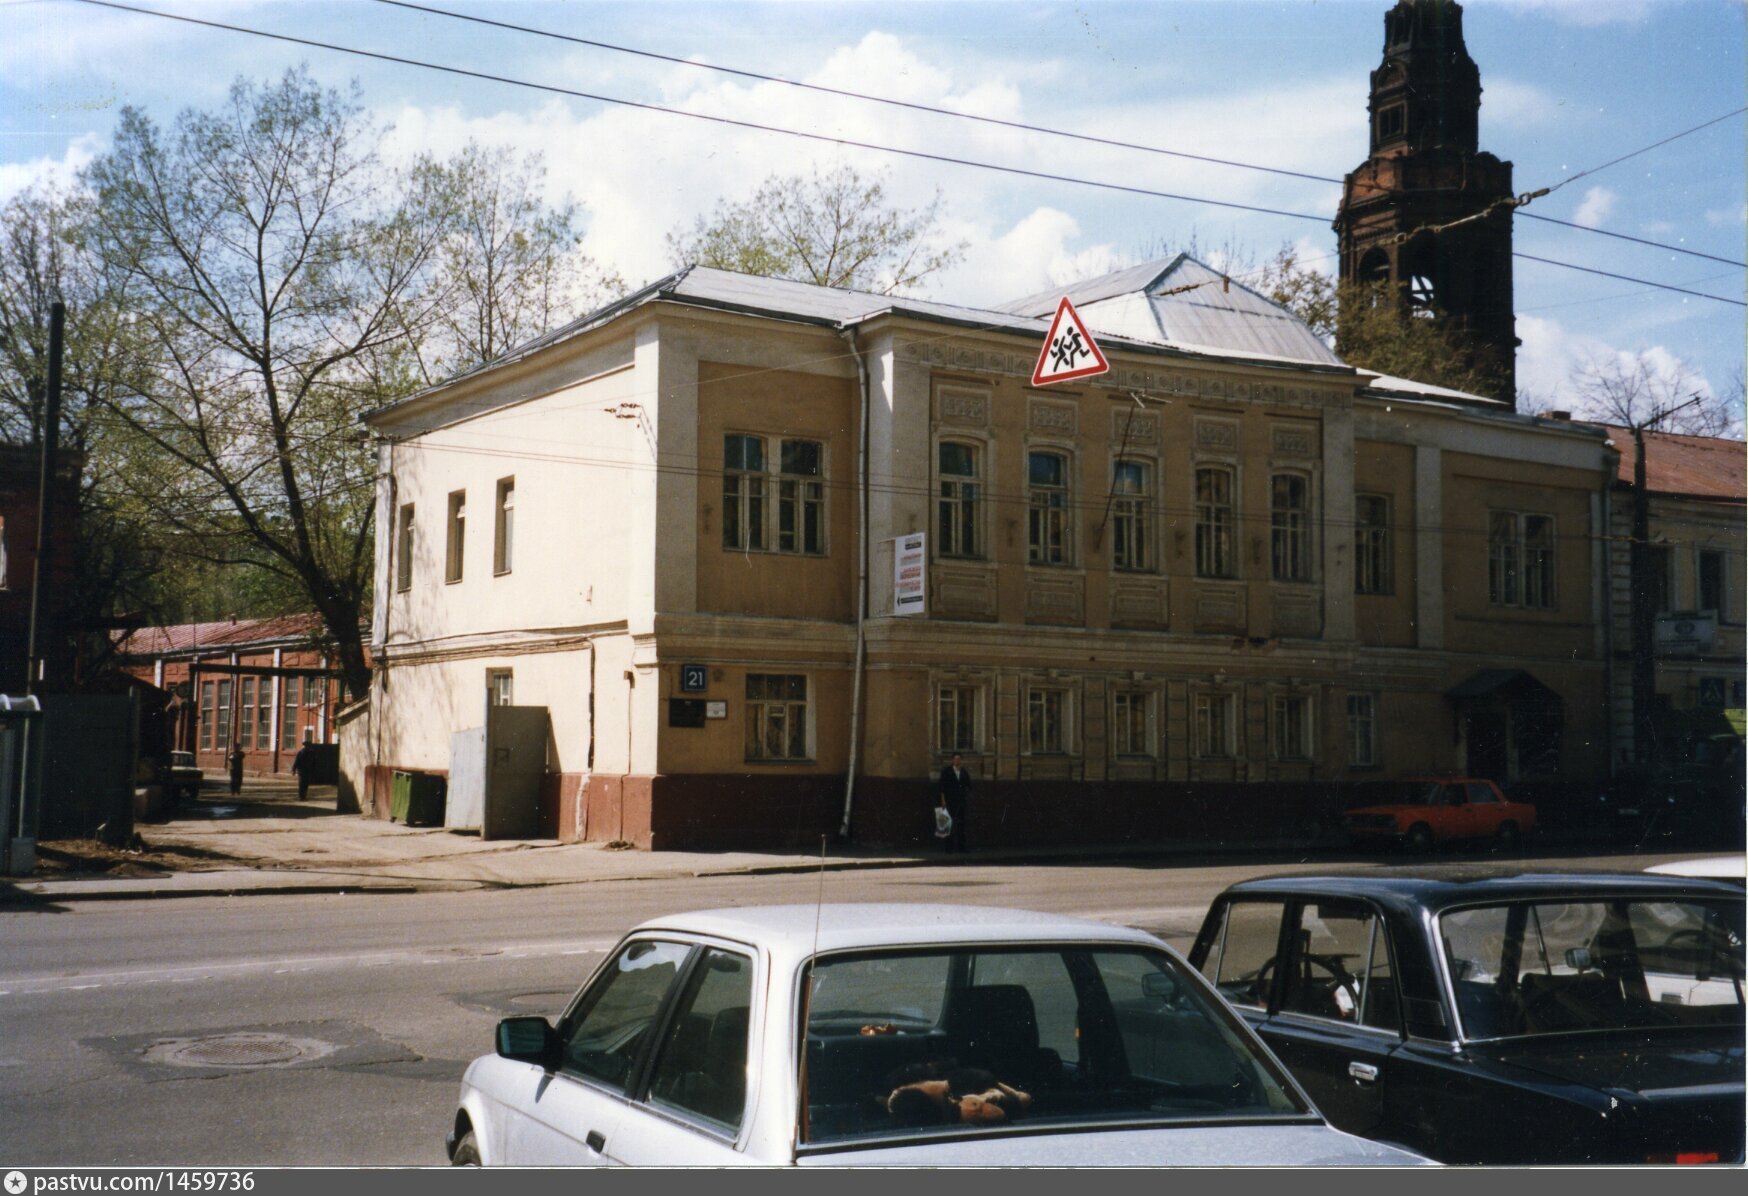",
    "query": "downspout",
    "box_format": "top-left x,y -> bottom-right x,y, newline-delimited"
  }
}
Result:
838,326 -> 871,841
372,439 -> 396,816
